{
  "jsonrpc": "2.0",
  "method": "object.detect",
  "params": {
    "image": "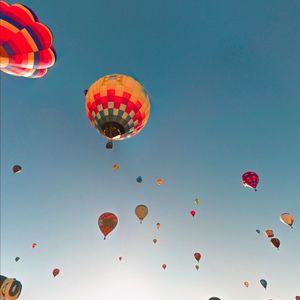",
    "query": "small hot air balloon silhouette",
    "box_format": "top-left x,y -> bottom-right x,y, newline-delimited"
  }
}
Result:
195,265 -> 199,271
190,210 -> 196,218
209,298 -> 221,300
194,252 -> 201,263
256,229 -> 261,234
162,264 -> 167,270
260,279 -> 267,289
52,268 -> 60,277
280,213 -> 294,228
153,238 -> 157,244
156,178 -> 164,186
32,243 -> 37,248
244,281 -> 249,288
119,256 -> 122,261
194,197 -> 200,205
270,238 -> 280,249
15,257 -> 20,262
113,164 -> 119,171
98,212 -> 118,240
242,171 -> 259,191
136,176 -> 143,183
13,165 -> 22,174
135,205 -> 148,224
265,229 -> 274,238
156,223 -> 160,230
